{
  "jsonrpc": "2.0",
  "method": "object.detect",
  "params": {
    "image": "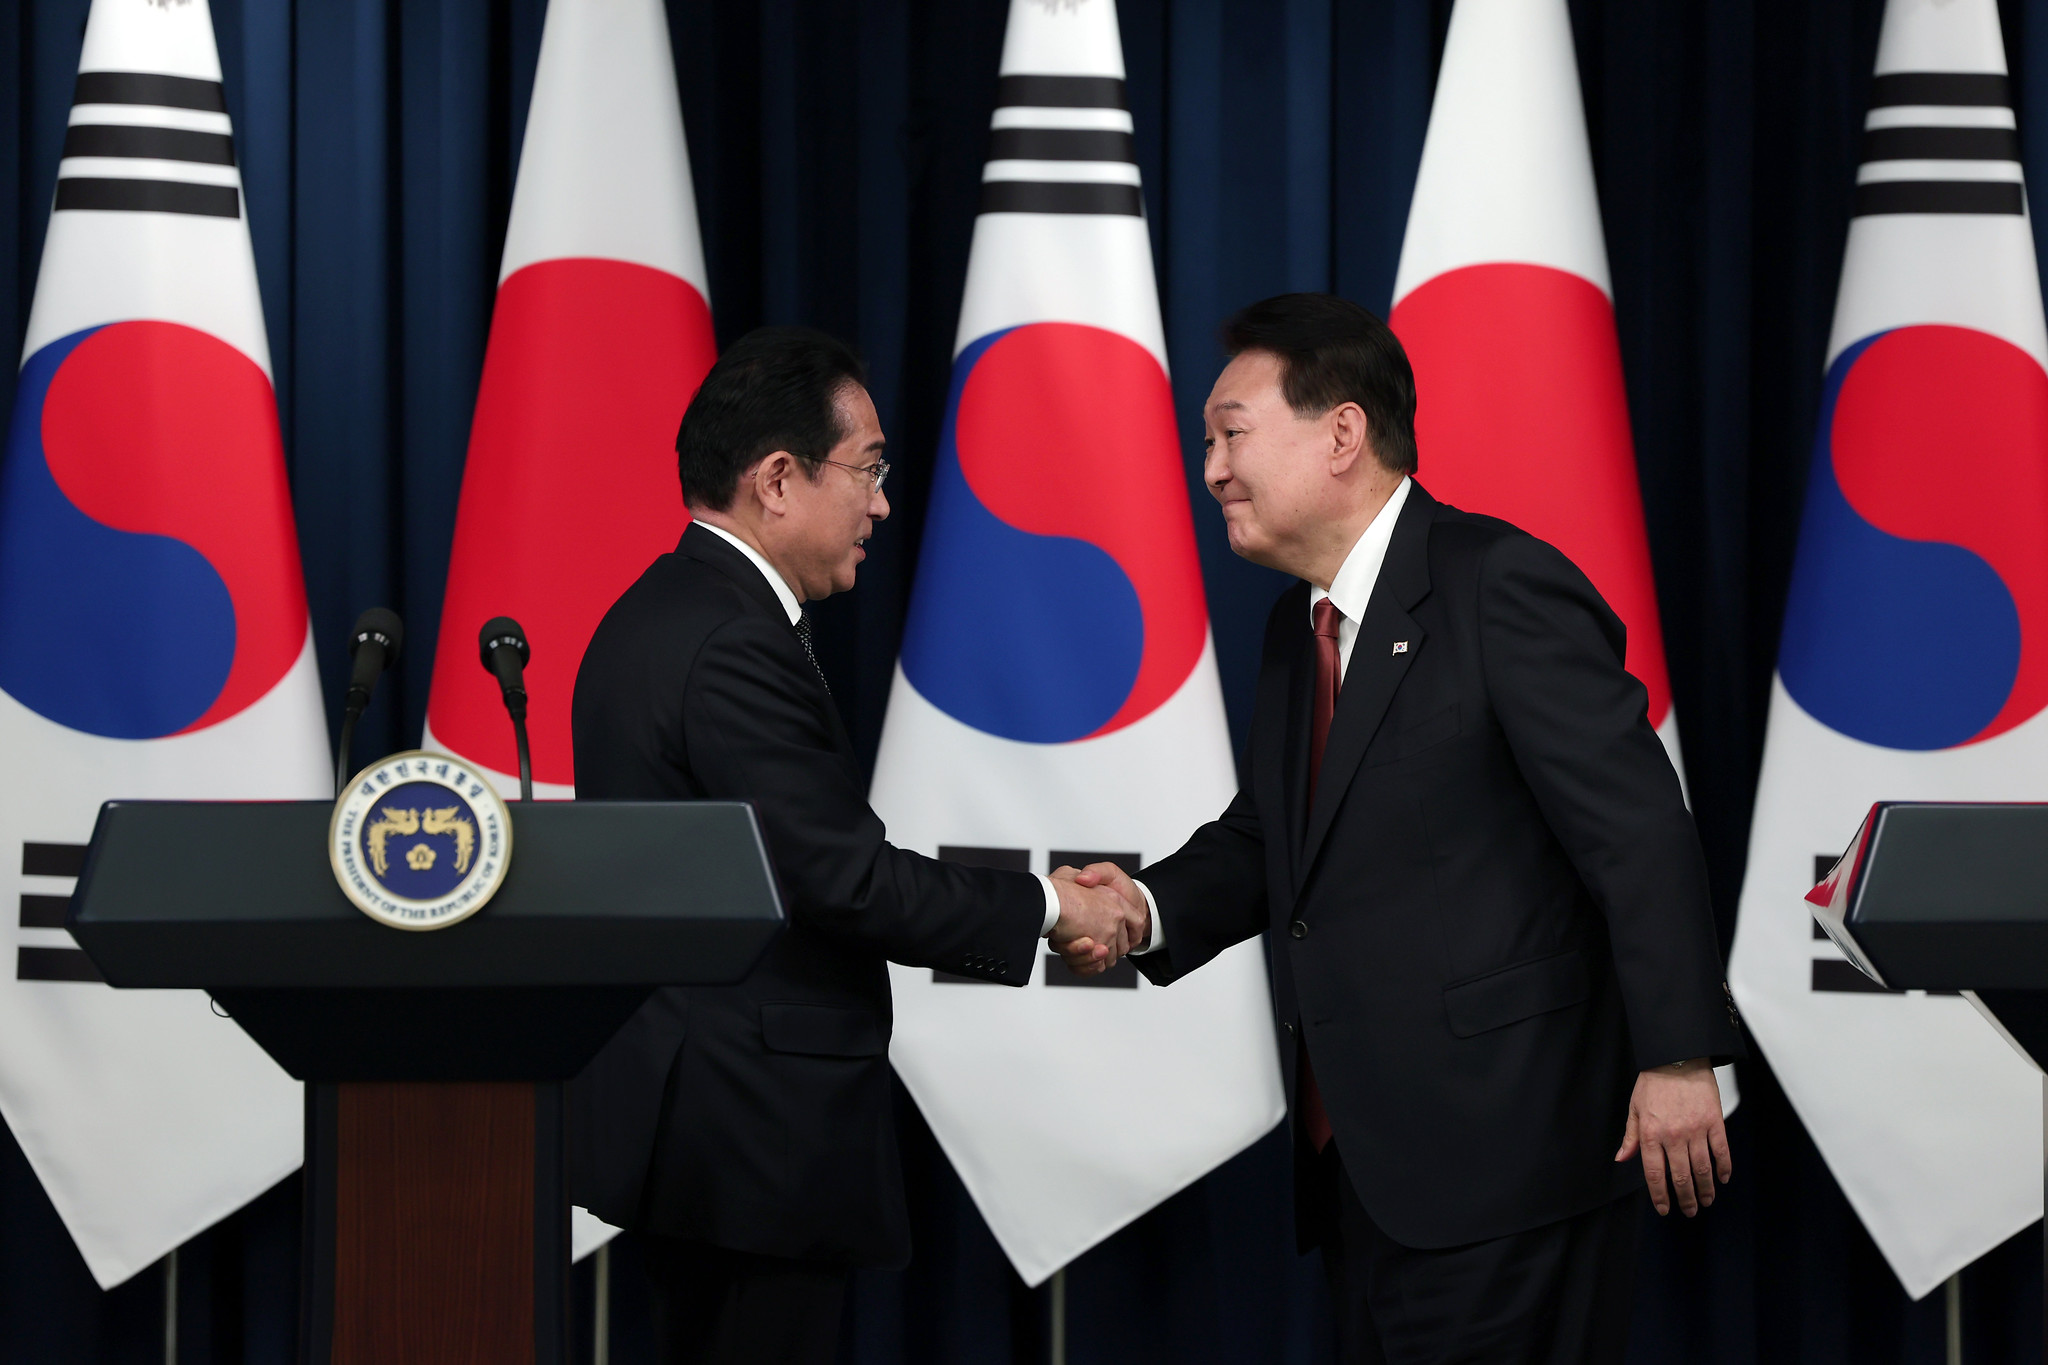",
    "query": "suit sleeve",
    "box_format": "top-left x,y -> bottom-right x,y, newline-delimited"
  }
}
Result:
1476,533 -> 1743,1069
682,613 -> 1045,984
1134,594 -> 1301,986
1129,781 -> 1269,986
